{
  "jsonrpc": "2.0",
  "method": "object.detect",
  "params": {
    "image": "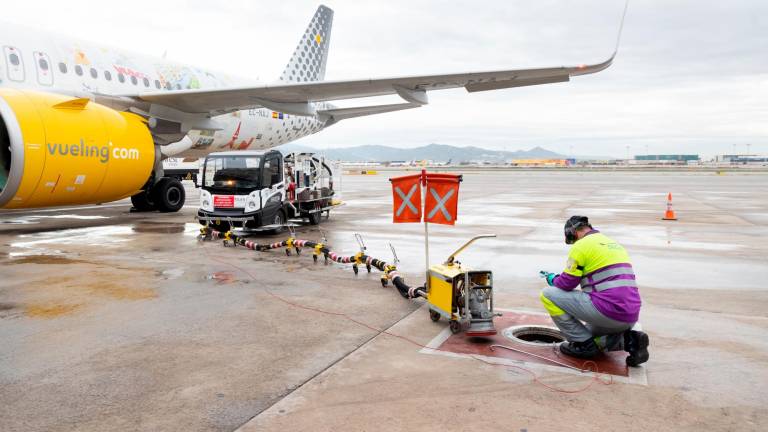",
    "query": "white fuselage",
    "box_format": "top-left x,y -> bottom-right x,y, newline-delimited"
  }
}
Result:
0,22 -> 329,159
